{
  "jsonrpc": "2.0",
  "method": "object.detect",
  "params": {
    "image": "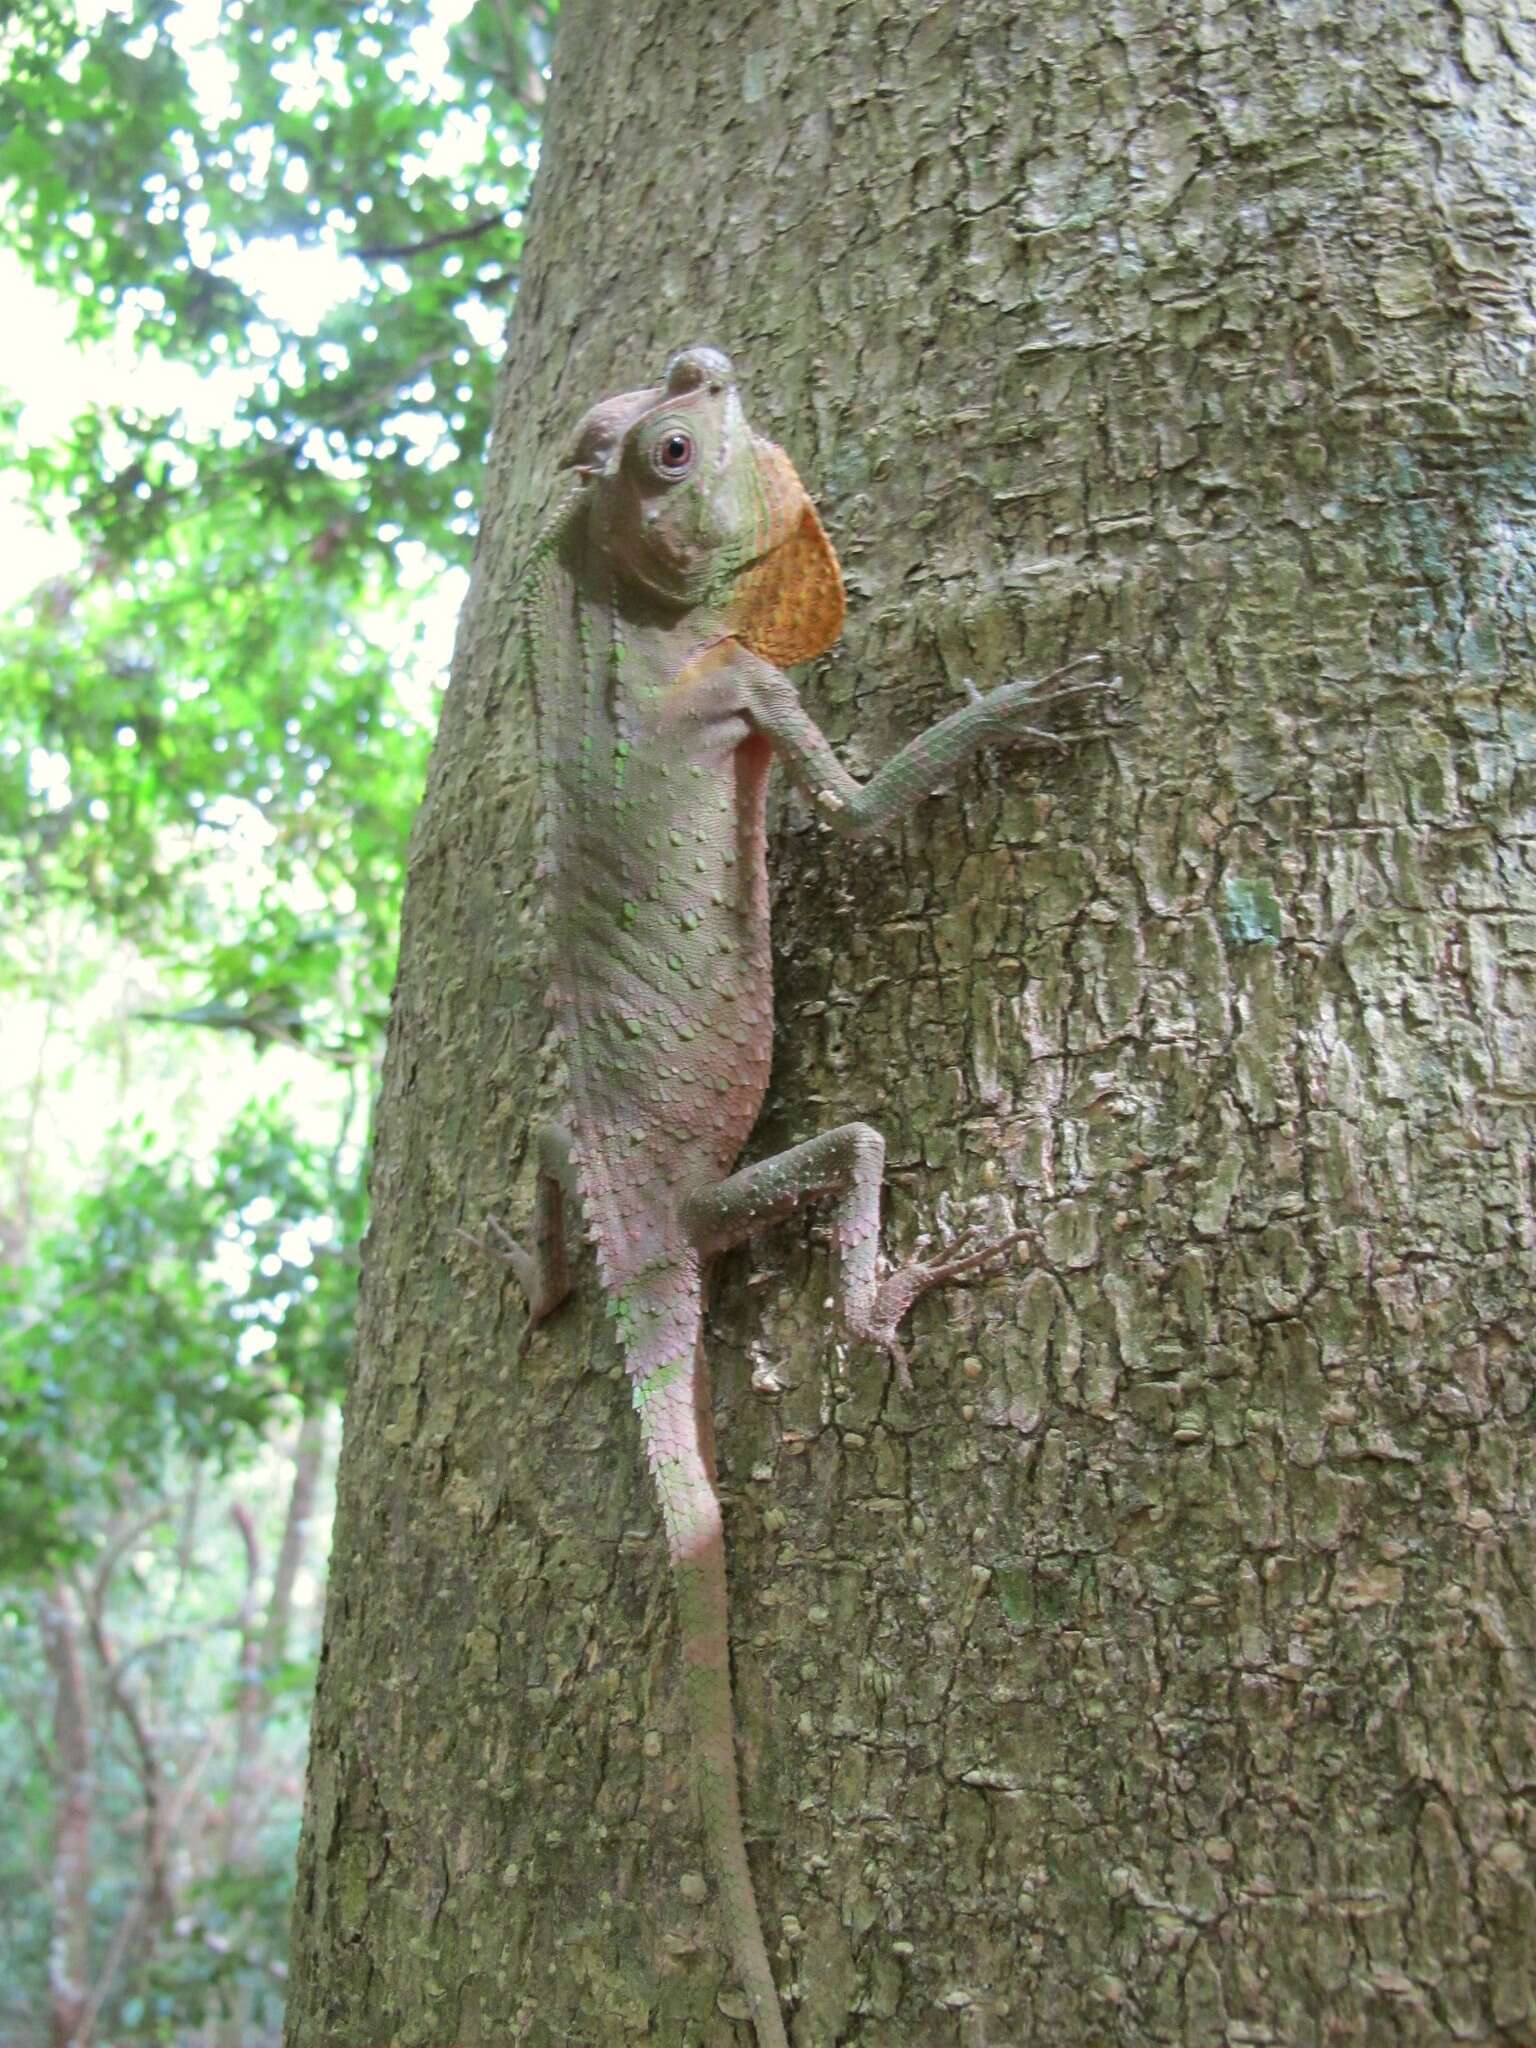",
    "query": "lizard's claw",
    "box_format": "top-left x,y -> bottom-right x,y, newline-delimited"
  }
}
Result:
854,1228 -> 1031,1389
1002,723 -> 1071,754
977,656 -> 1115,752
